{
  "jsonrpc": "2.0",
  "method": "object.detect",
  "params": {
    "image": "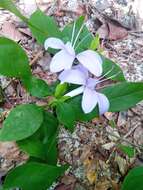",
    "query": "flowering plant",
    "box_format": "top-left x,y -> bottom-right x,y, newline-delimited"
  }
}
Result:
0,1 -> 143,190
